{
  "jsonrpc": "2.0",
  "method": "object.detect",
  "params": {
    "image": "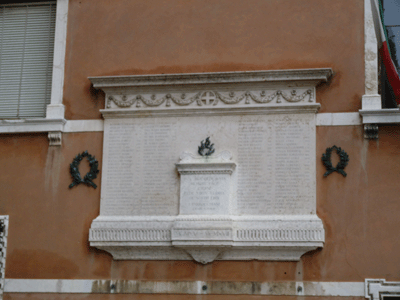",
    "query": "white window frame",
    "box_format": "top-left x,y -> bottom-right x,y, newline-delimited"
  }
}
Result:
366,279 -> 400,300
0,0 -> 68,145
360,0 -> 400,138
